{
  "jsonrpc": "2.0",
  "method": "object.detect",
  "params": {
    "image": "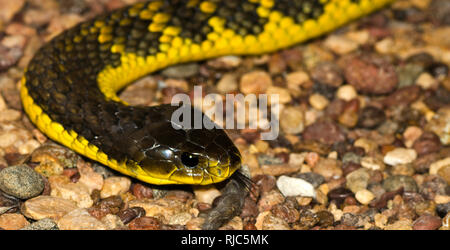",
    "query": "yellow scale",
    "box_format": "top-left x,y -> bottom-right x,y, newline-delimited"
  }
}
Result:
21,0 -> 396,185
